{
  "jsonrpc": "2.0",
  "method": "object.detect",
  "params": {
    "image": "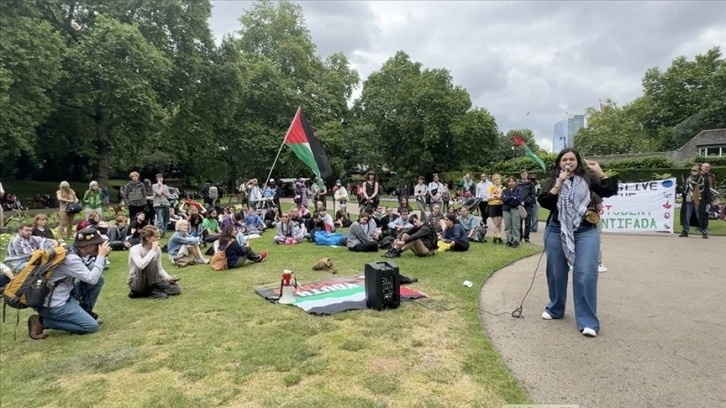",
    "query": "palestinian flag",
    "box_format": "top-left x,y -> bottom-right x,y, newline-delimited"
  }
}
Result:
284,107 -> 332,179
255,275 -> 428,315
513,135 -> 547,171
